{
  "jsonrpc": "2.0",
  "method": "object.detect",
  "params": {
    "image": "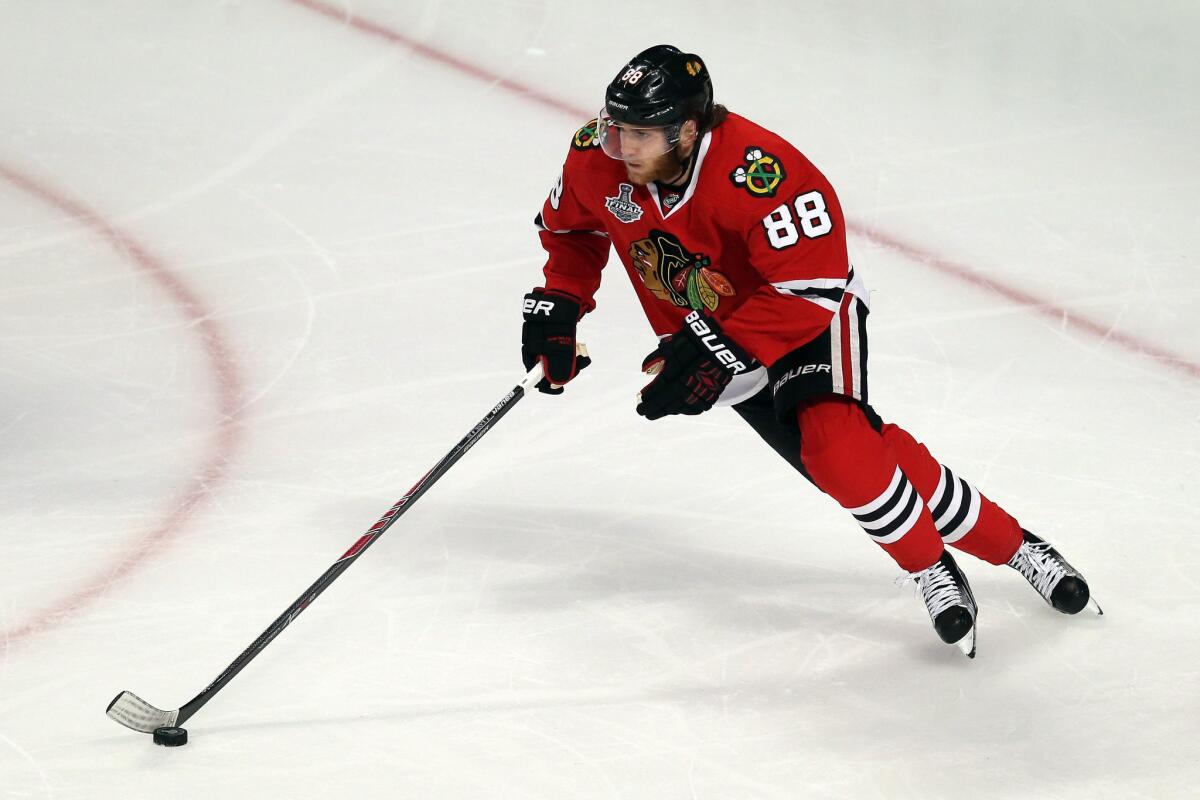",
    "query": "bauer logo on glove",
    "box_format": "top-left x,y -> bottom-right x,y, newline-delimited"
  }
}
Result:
683,310 -> 749,374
